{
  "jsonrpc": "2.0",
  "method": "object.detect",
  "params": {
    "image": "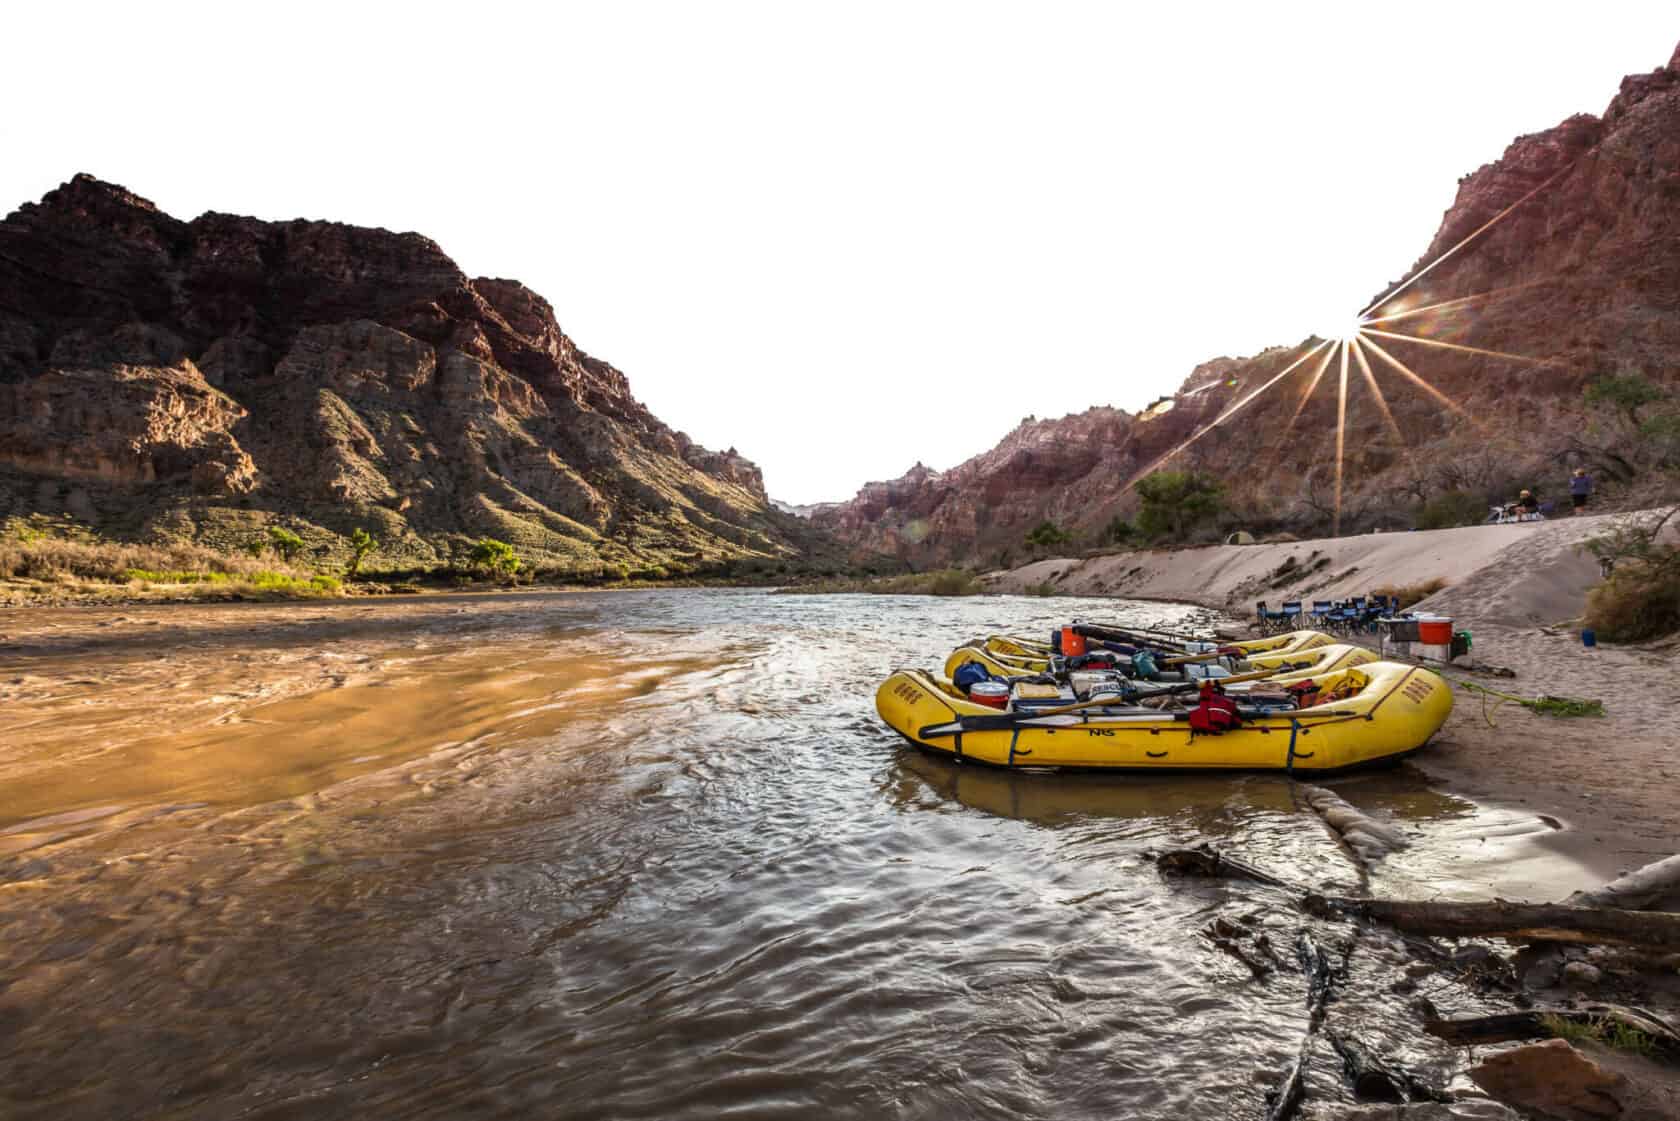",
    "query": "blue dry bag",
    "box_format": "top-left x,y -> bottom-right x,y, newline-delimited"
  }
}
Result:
953,661 -> 994,693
